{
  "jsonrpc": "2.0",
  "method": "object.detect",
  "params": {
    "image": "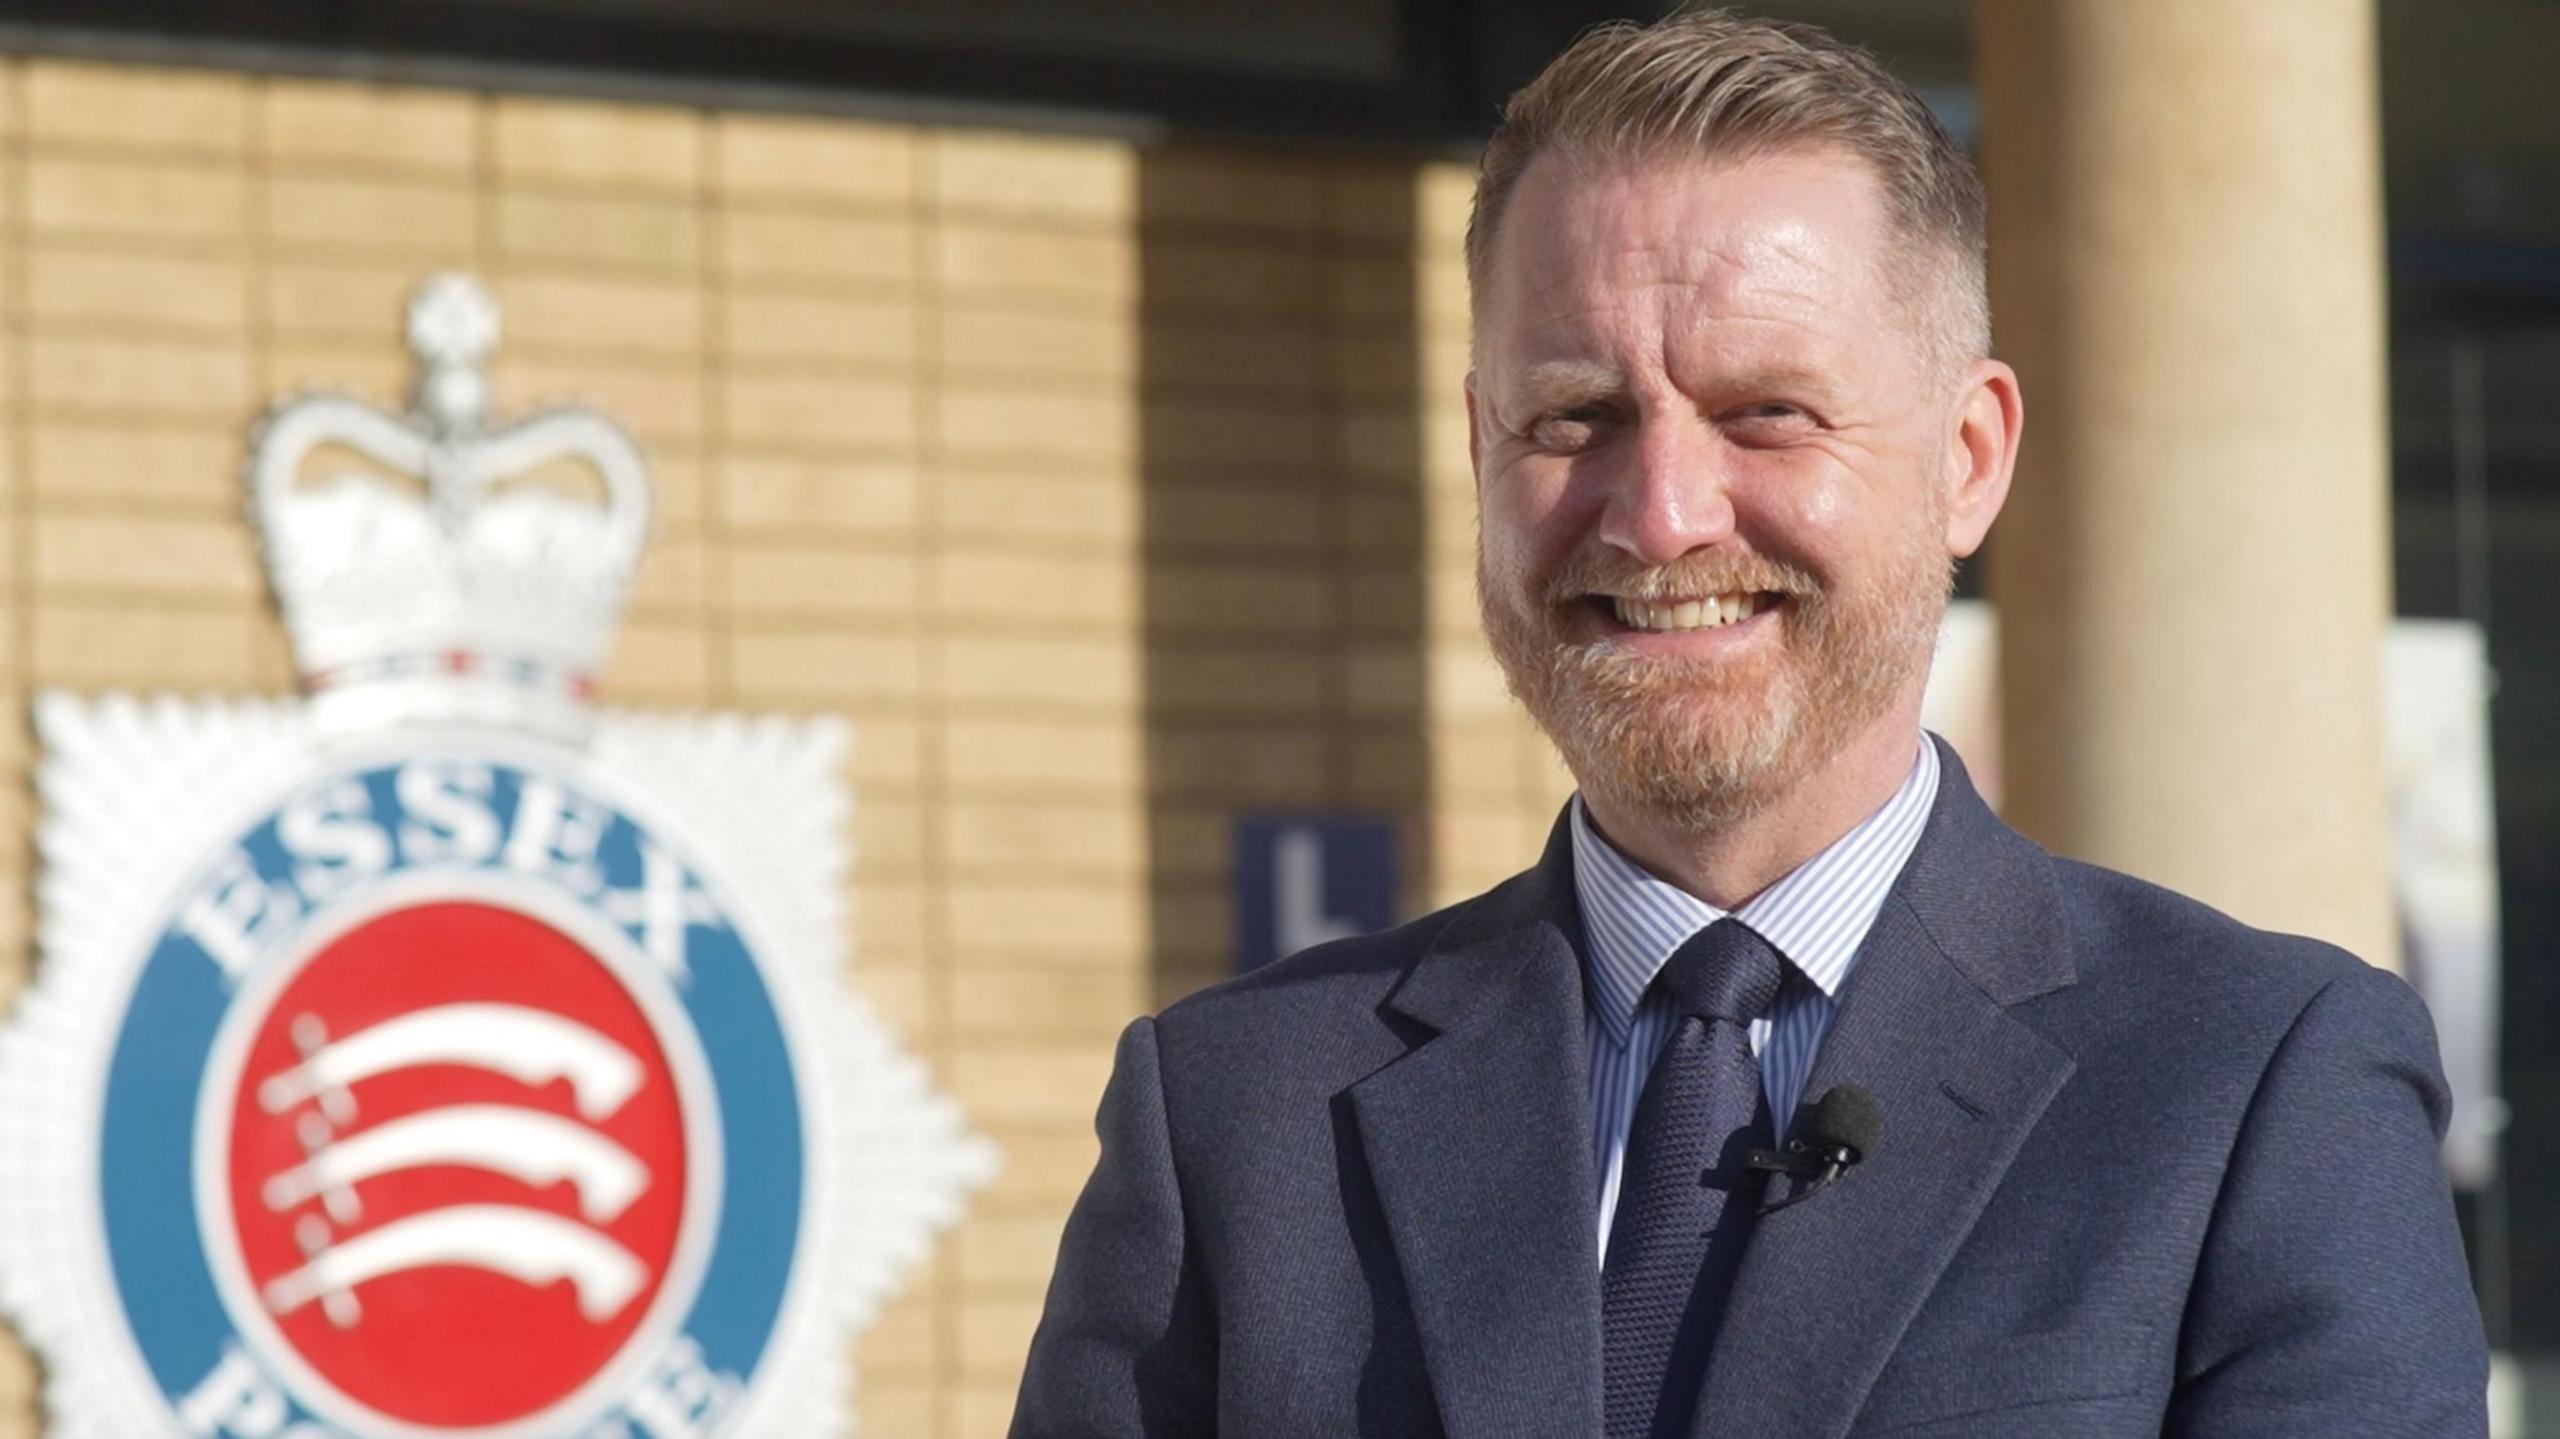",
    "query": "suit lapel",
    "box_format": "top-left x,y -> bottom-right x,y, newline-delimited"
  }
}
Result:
1350,819 -> 1604,1439
1693,741 -> 2081,1439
